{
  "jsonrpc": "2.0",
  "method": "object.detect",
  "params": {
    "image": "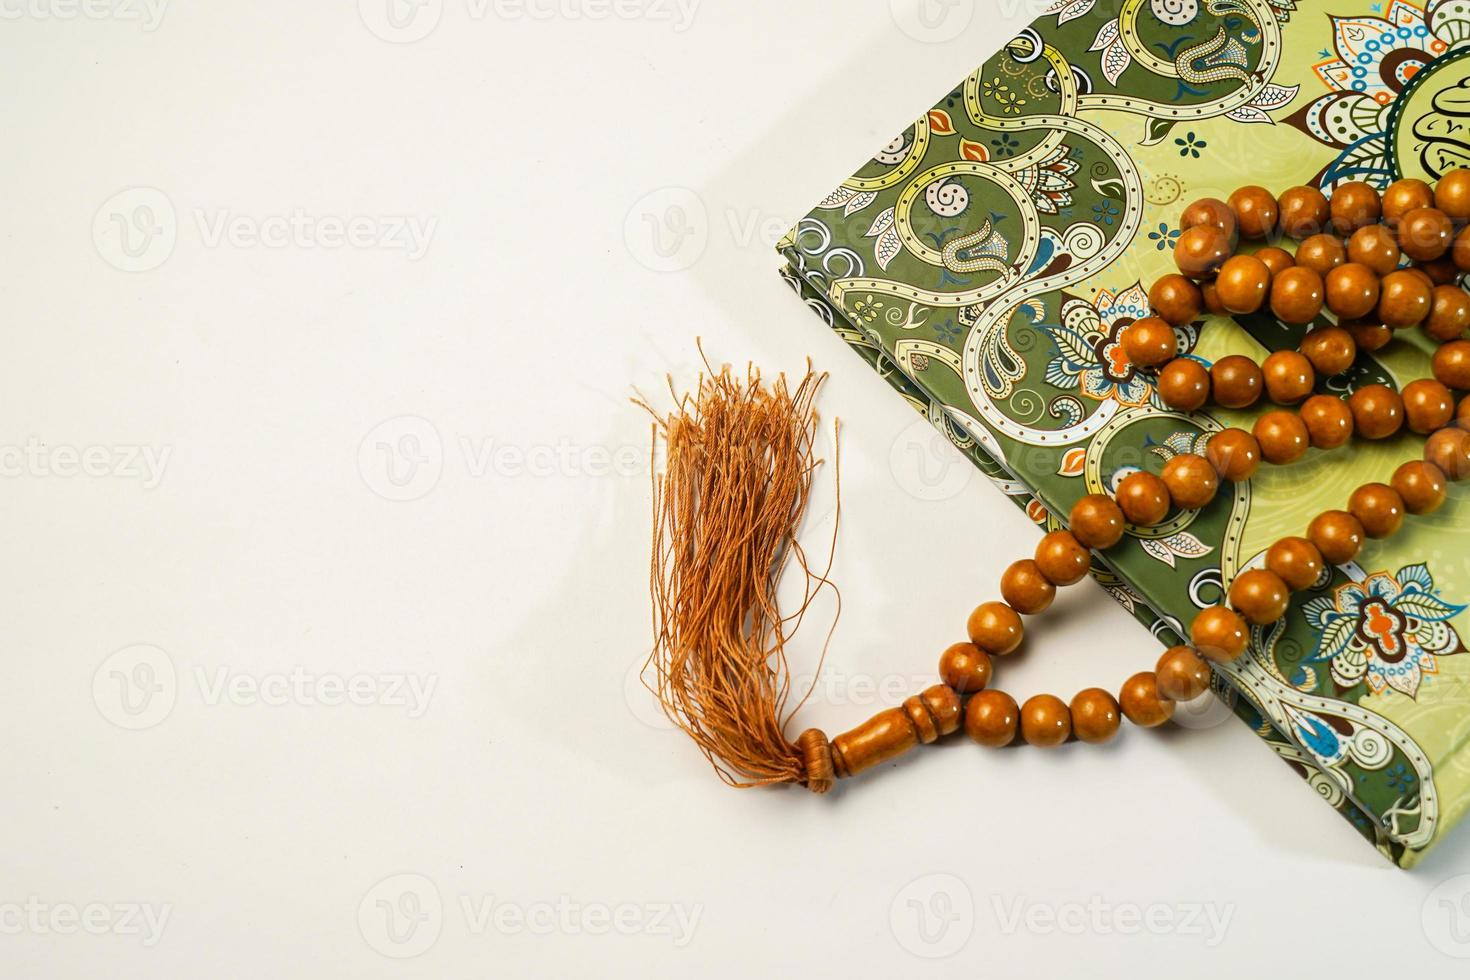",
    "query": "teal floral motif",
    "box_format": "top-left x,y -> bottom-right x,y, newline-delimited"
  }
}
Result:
1147,222 -> 1181,250
1175,131 -> 1207,158
1301,564 -> 1467,699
